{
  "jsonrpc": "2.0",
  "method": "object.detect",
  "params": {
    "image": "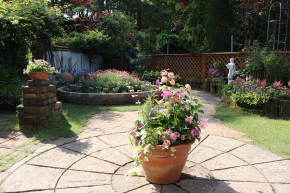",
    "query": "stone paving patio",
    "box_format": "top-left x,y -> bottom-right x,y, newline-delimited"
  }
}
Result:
0,91 -> 290,193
